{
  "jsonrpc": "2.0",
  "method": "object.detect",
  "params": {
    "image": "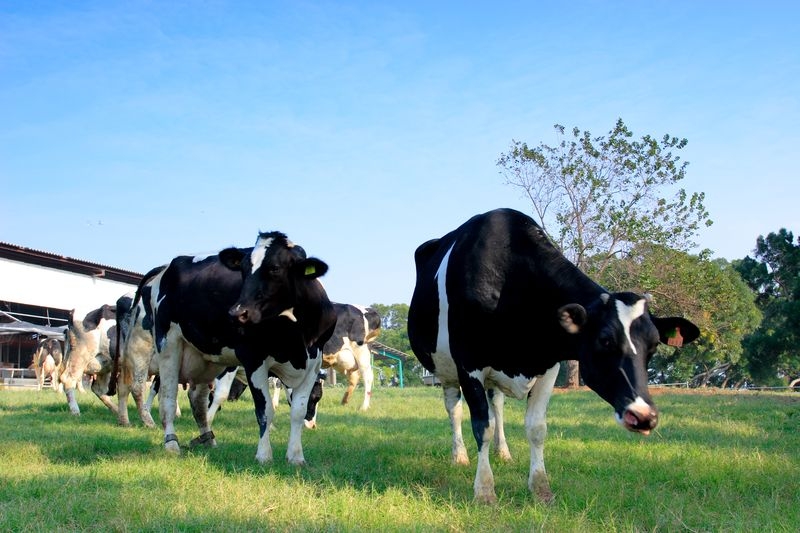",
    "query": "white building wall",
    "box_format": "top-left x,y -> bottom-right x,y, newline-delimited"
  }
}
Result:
0,258 -> 137,320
